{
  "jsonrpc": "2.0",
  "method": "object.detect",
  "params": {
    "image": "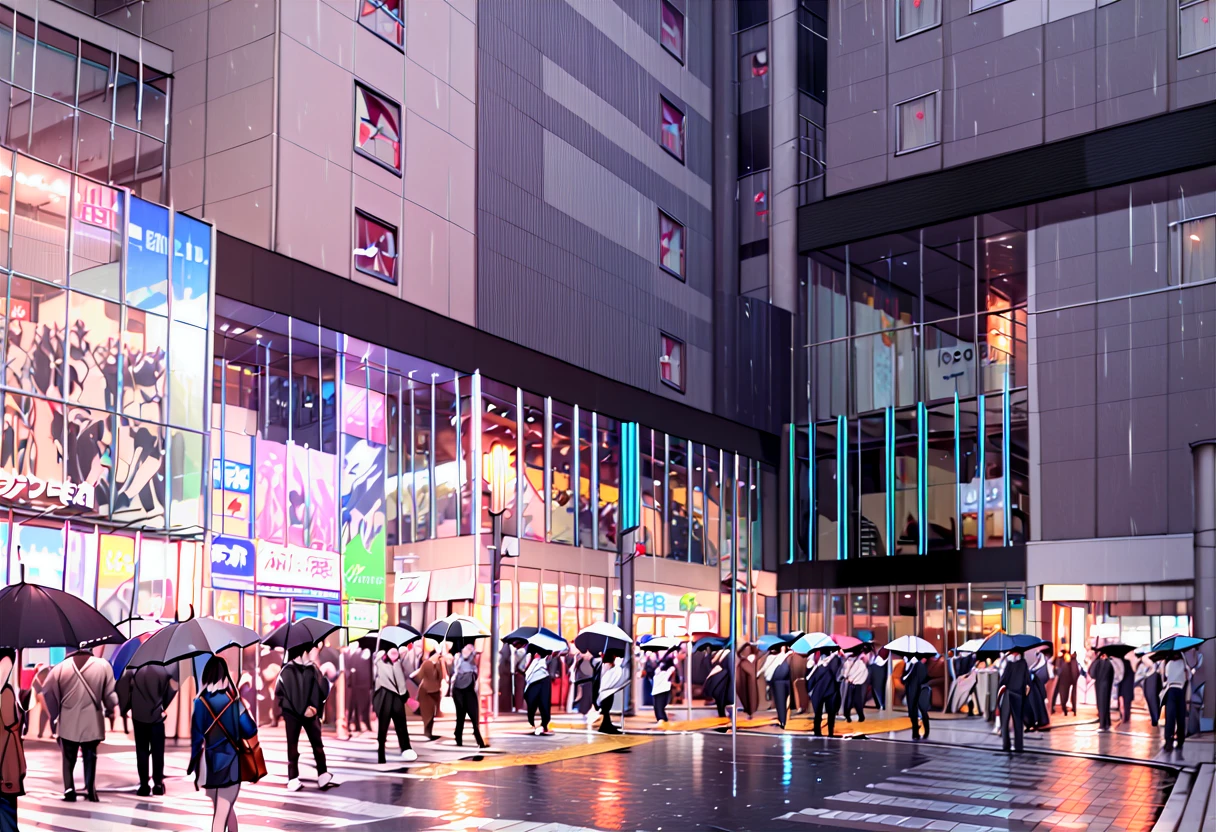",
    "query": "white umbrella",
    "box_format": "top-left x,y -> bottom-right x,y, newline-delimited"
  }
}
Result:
790,632 -> 837,655
423,614 -> 489,644
885,635 -> 938,657
573,621 -> 633,656
957,638 -> 985,654
527,631 -> 568,653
